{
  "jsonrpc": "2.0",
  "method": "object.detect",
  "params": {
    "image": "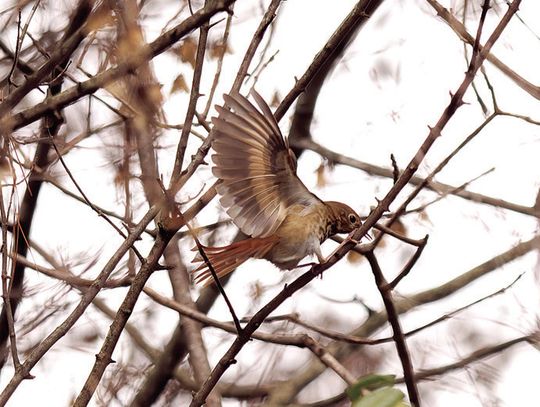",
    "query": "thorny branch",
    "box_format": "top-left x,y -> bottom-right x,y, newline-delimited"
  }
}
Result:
0,0 -> 535,405
190,1 -> 522,404
0,0 -> 93,364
